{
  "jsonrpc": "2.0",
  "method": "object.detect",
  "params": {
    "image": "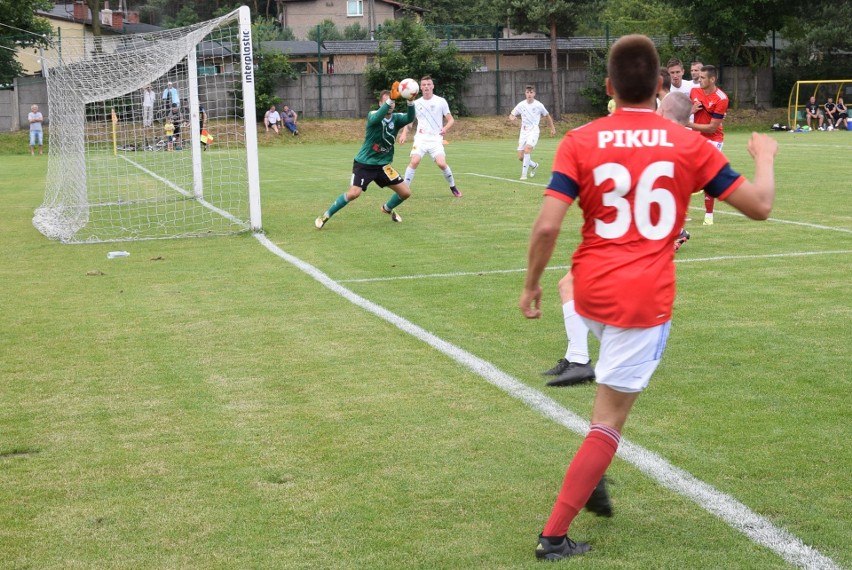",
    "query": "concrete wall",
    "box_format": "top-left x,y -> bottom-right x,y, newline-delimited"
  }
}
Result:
0,66 -> 776,130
